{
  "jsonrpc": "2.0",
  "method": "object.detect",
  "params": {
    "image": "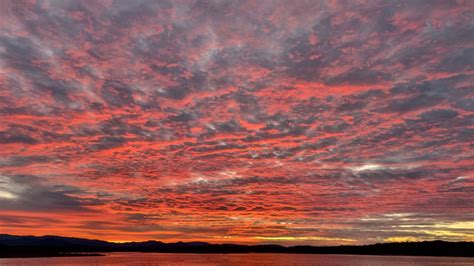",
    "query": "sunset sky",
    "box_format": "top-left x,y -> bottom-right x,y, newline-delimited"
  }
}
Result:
0,0 -> 473,245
